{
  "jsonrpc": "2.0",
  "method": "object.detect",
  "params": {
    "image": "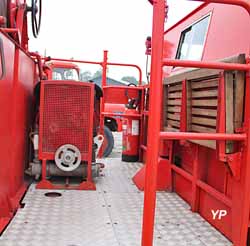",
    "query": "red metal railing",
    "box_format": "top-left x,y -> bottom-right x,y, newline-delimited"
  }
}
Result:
142,0 -> 250,246
44,54 -> 144,158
